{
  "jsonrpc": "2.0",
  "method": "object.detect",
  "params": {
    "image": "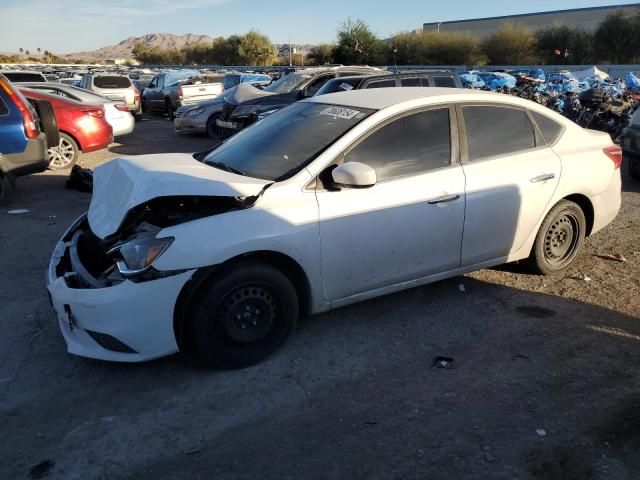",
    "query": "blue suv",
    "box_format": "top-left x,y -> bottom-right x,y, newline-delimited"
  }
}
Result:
0,74 -> 48,198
